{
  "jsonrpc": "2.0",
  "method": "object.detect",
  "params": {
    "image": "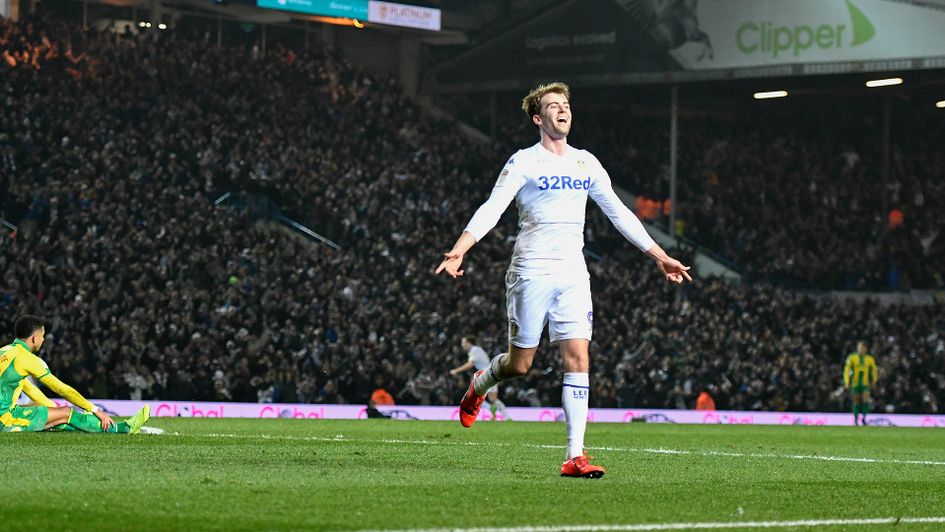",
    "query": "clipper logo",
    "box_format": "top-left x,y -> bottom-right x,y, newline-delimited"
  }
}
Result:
537,176 -> 591,191
736,0 -> 875,58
